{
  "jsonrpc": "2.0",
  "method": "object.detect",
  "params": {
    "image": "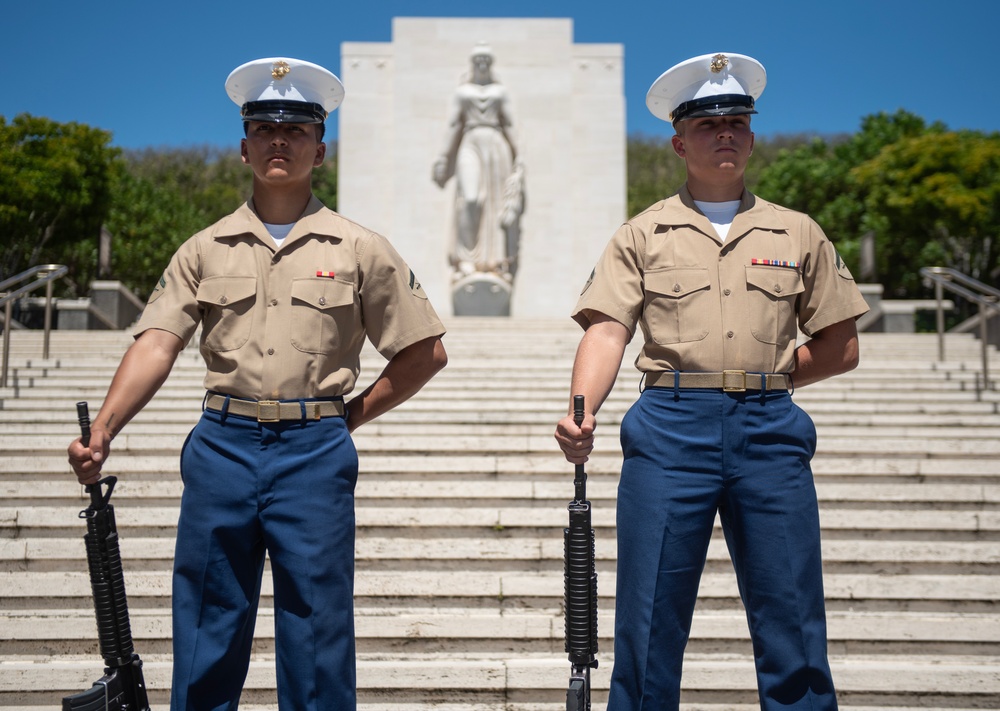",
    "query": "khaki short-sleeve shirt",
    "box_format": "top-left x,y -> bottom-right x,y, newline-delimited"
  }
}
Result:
573,187 -> 869,374
135,196 -> 445,399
